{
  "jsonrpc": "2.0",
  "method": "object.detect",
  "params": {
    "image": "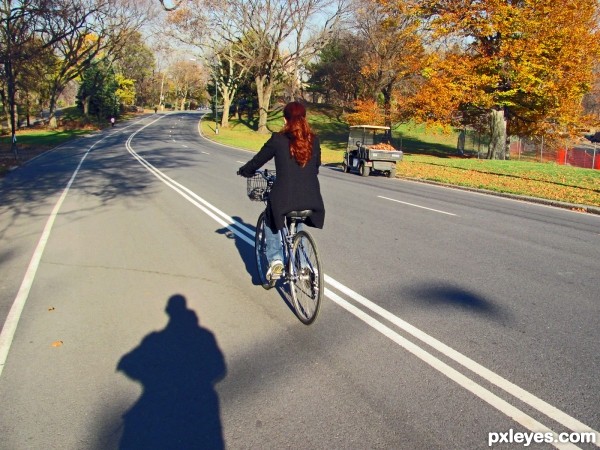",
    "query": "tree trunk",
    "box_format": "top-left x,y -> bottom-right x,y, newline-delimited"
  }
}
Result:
1,88 -> 11,134
6,60 -> 19,159
256,74 -> 273,134
487,108 -> 507,159
382,84 -> 393,129
219,82 -> 232,129
83,96 -> 91,116
48,91 -> 59,128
